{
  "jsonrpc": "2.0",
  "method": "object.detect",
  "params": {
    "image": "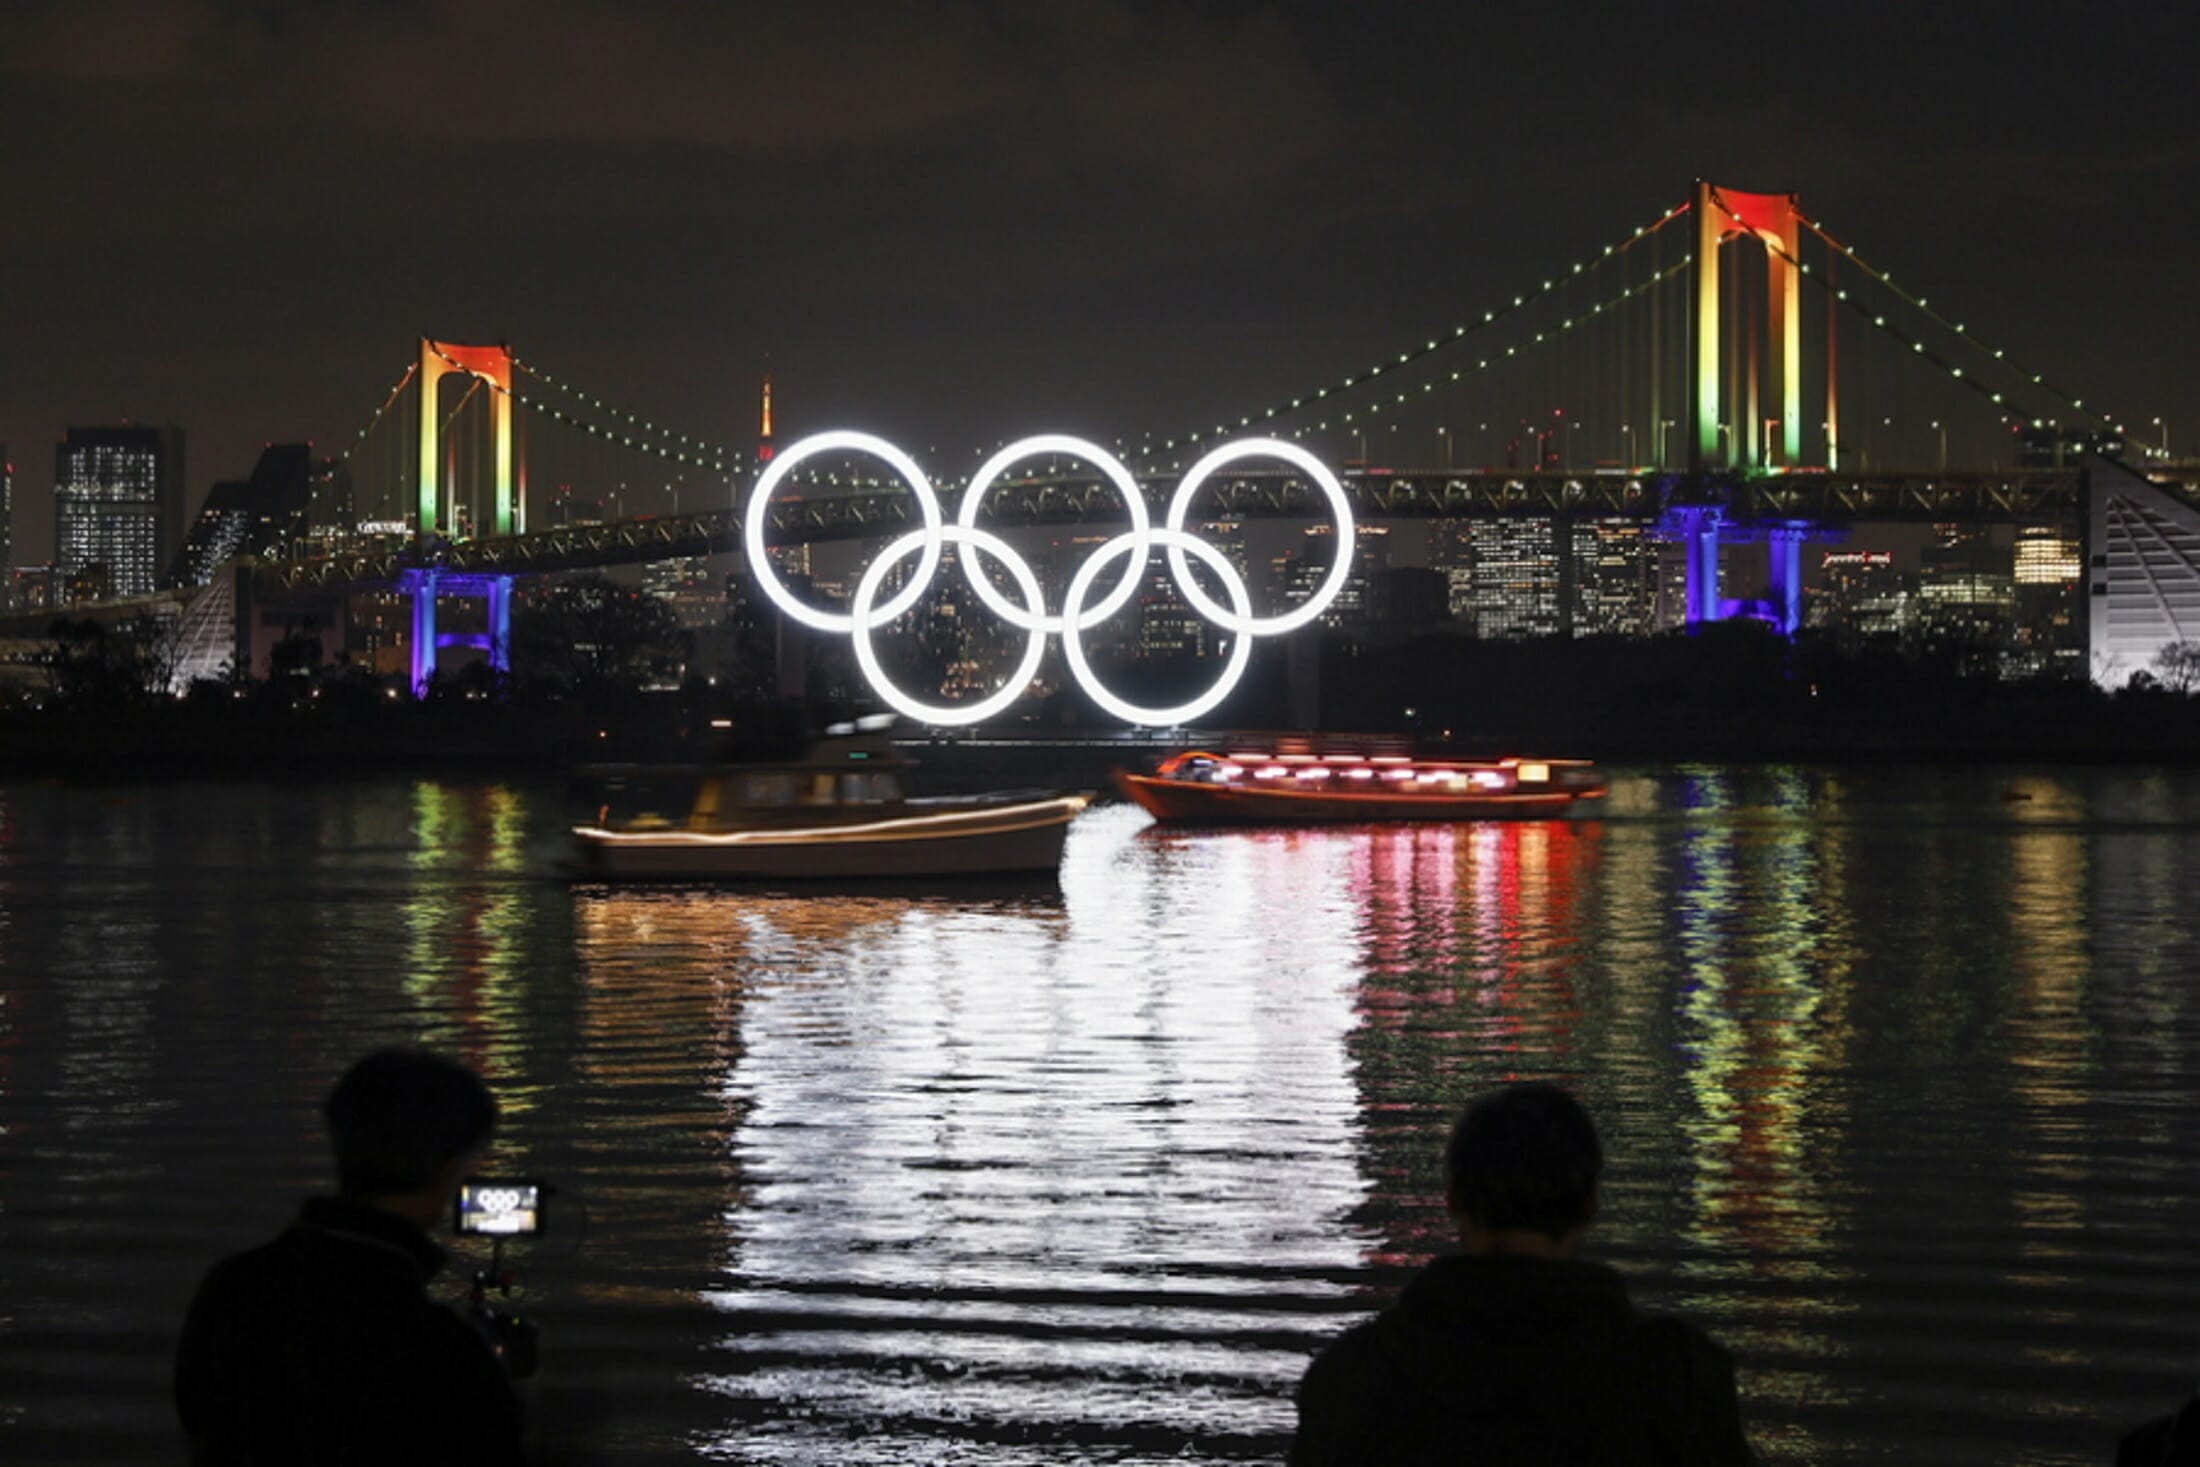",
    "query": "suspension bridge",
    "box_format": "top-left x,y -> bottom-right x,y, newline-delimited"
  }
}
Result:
20,181 -> 2200,701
